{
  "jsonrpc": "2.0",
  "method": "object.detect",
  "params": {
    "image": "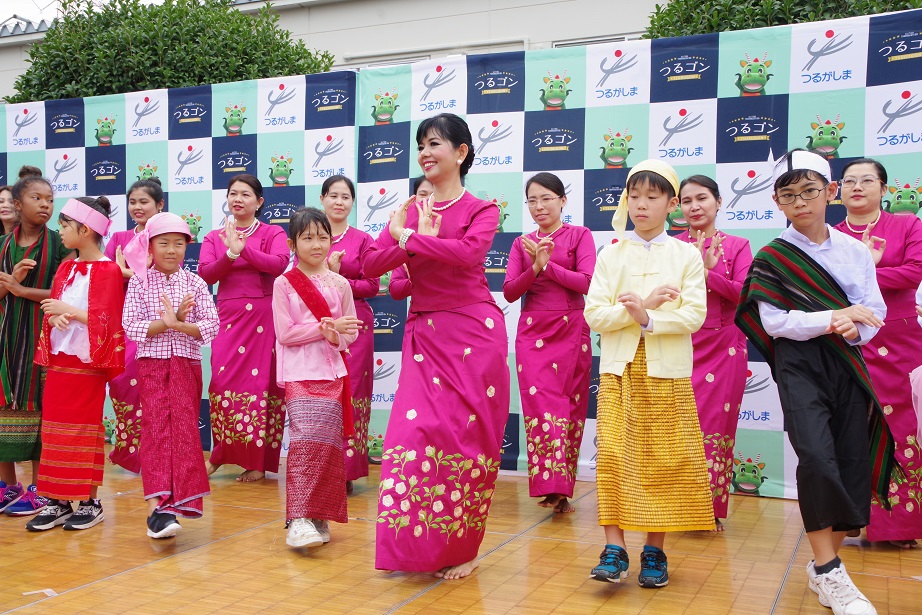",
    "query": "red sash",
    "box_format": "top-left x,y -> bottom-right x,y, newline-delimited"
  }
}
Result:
283,269 -> 354,437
